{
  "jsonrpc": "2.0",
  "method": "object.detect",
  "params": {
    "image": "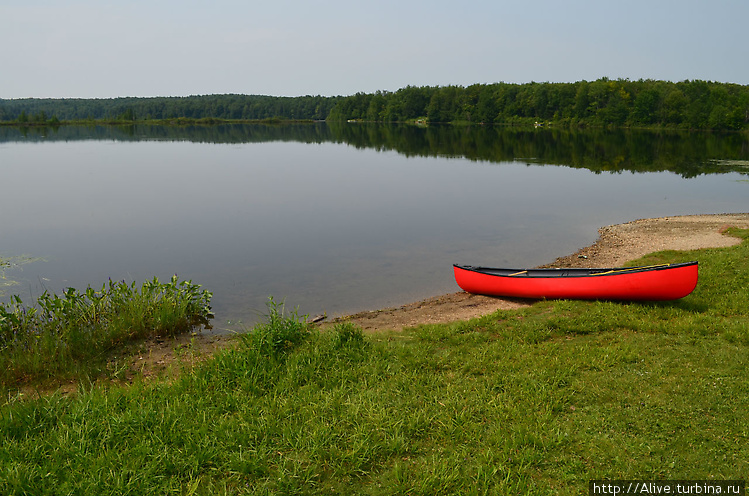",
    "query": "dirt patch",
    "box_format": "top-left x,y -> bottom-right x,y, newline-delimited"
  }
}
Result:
113,332 -> 235,383
325,213 -> 749,333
